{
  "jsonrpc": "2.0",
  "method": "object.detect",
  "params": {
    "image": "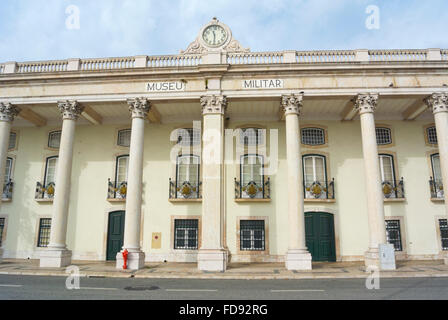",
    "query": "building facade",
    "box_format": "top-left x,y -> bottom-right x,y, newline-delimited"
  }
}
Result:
0,19 -> 447,271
